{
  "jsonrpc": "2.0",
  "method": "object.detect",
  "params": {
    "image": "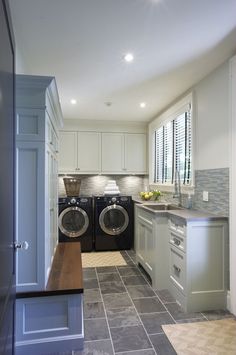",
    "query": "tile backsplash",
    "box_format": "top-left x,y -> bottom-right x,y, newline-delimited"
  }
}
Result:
58,168 -> 229,217
58,174 -> 148,197
193,168 -> 229,216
